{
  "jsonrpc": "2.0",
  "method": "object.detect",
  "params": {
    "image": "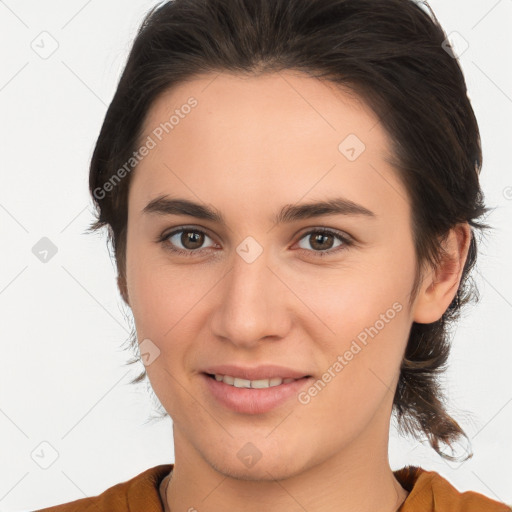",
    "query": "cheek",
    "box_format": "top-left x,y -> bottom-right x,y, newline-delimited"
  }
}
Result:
299,296 -> 409,443
127,266 -> 167,336
126,241 -> 192,337
286,251 -> 412,337
295,253 -> 412,403
125,253 -> 220,385
315,286 -> 408,388
126,257 -> 196,414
